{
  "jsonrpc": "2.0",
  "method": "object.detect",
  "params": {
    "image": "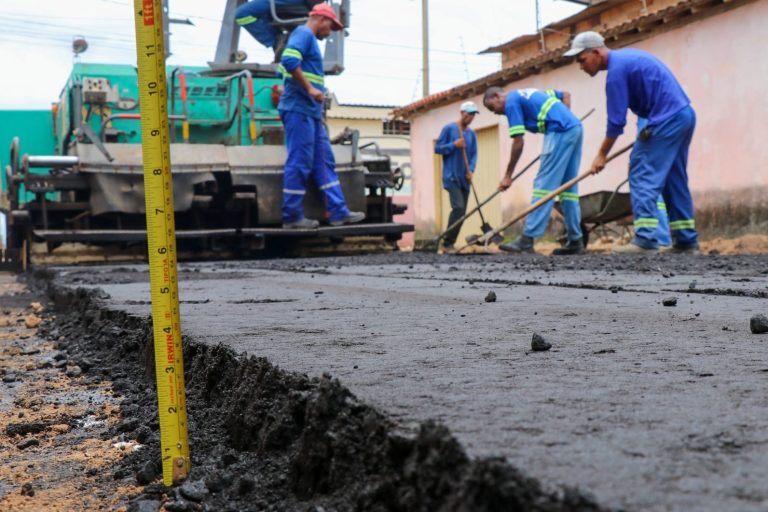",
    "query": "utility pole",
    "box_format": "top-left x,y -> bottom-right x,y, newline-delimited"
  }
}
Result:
535,0 -> 546,52
422,0 -> 429,98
